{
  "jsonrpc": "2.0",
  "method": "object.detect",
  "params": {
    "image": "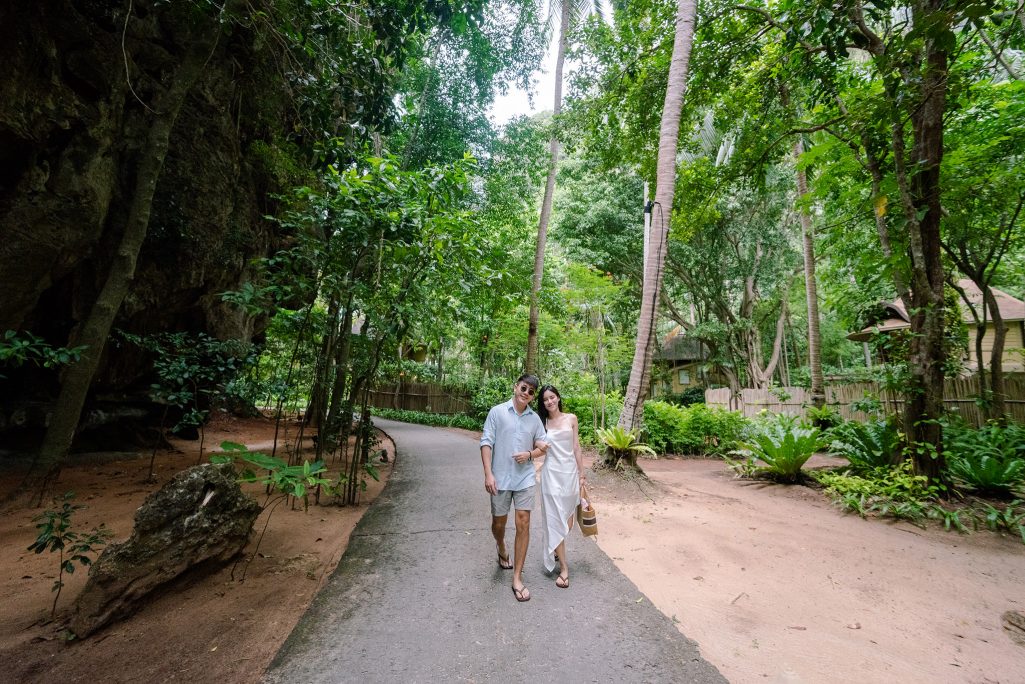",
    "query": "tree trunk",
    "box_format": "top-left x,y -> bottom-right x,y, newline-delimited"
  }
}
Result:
901,1 -> 948,479
619,0 -> 697,431
324,304 -> 355,455
525,0 -> 570,373
794,137 -> 824,408
33,31 -> 217,487
982,285 -> 1008,418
